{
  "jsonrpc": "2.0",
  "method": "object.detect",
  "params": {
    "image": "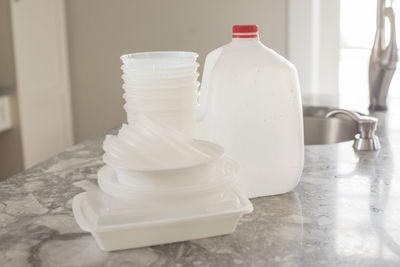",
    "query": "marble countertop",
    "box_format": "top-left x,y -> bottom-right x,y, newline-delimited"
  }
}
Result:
1,96 -> 400,266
